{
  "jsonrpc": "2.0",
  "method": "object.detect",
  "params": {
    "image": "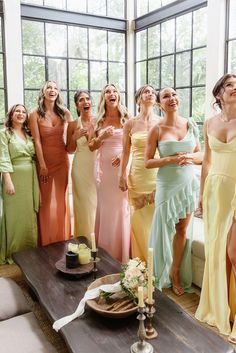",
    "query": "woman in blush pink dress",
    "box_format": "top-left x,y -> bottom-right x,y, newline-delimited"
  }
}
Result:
89,84 -> 131,263
29,81 -> 73,245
